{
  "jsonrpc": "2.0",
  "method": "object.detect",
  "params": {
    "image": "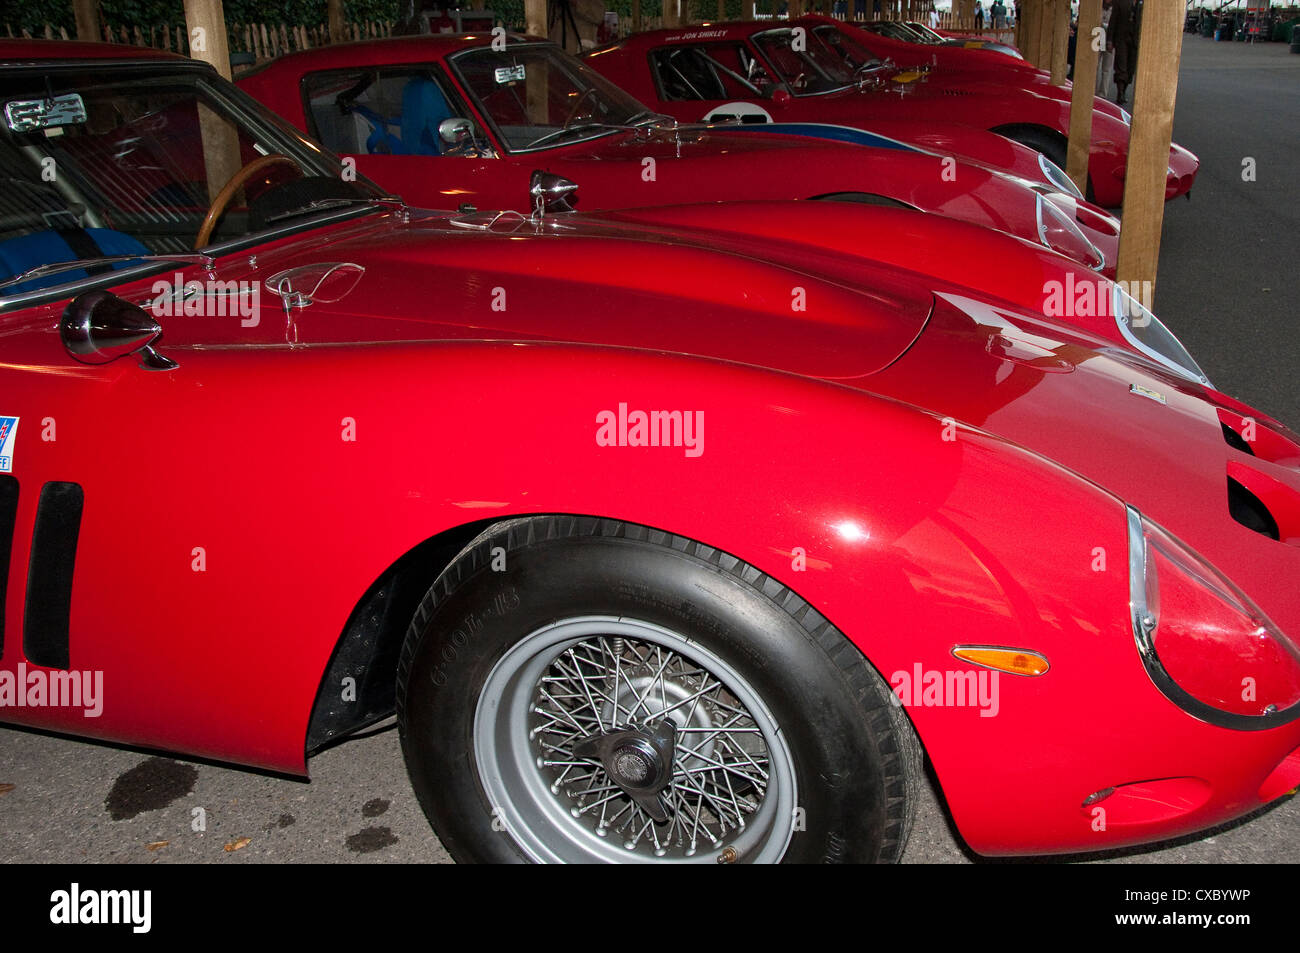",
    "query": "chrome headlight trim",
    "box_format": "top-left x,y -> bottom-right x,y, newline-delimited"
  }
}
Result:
1037,152 -> 1083,199
1127,505 -> 1297,732
1111,285 -> 1212,388
1035,193 -> 1105,272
